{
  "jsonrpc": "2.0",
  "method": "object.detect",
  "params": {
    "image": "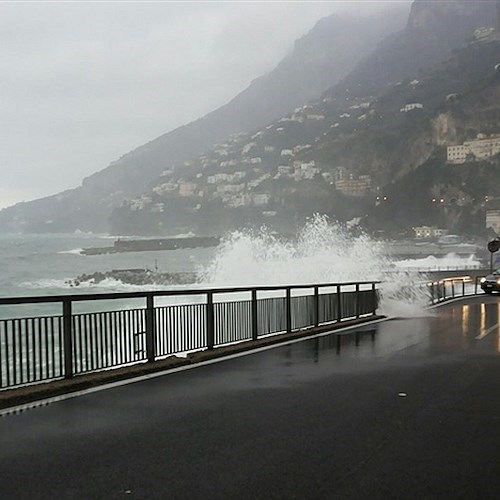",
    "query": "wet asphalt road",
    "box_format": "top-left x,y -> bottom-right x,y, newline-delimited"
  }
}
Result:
1,295 -> 500,499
